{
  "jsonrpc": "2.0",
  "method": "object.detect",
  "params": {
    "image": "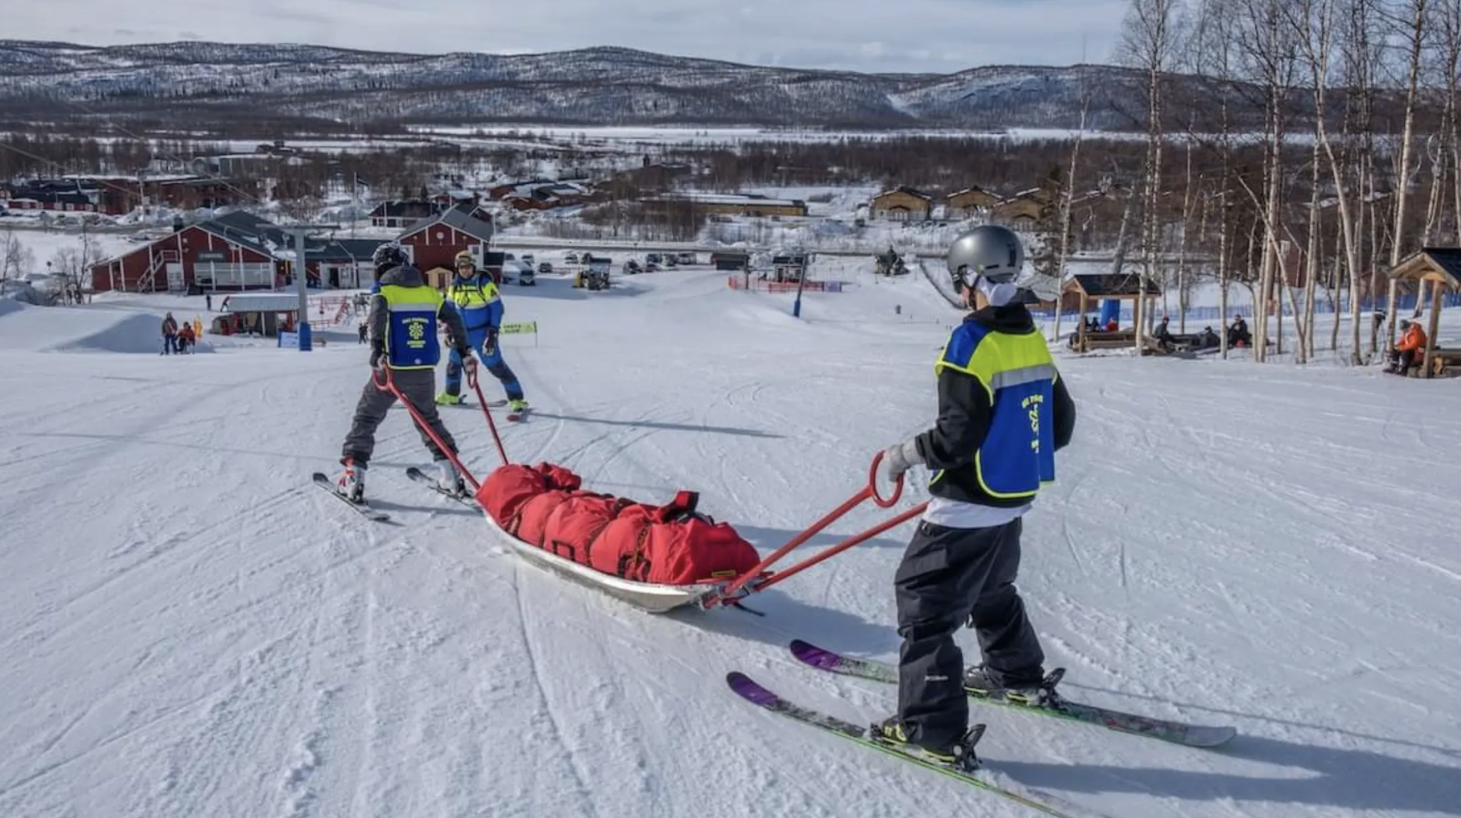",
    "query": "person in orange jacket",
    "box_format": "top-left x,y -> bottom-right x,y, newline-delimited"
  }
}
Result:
177,321 -> 196,354
1387,319 -> 1428,374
